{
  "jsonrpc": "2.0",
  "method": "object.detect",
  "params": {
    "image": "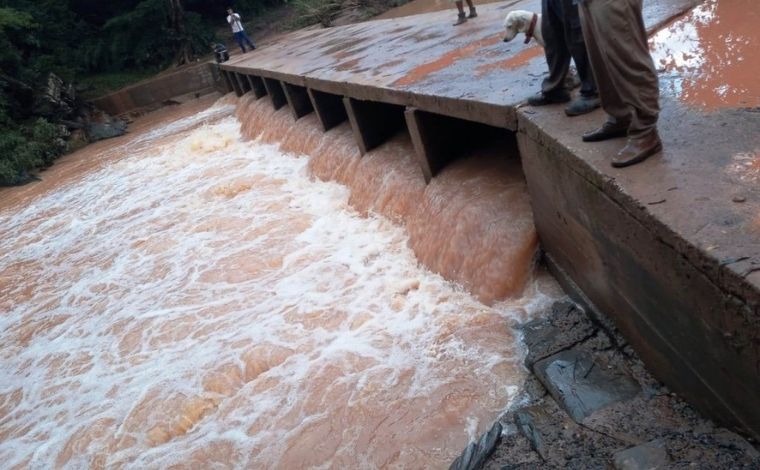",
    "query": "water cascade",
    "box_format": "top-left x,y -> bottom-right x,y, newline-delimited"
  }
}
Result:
0,95 -> 559,469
